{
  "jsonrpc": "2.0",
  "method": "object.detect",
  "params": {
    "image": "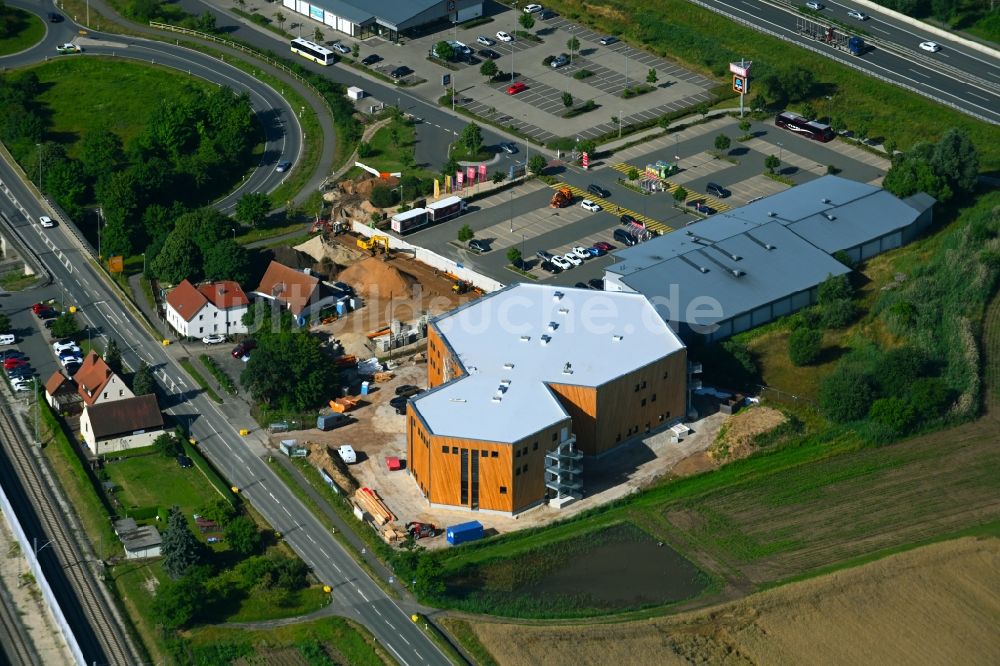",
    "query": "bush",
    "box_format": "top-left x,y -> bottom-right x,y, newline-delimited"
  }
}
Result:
907,377 -> 950,422
819,298 -> 857,328
457,224 -> 474,242
819,367 -> 876,422
573,69 -> 594,79
788,328 -> 822,366
369,185 -> 396,208
868,397 -> 916,436
877,347 -> 928,397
